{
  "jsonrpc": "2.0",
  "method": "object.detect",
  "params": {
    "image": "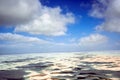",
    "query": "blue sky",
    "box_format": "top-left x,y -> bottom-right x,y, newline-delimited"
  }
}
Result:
0,0 -> 120,54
